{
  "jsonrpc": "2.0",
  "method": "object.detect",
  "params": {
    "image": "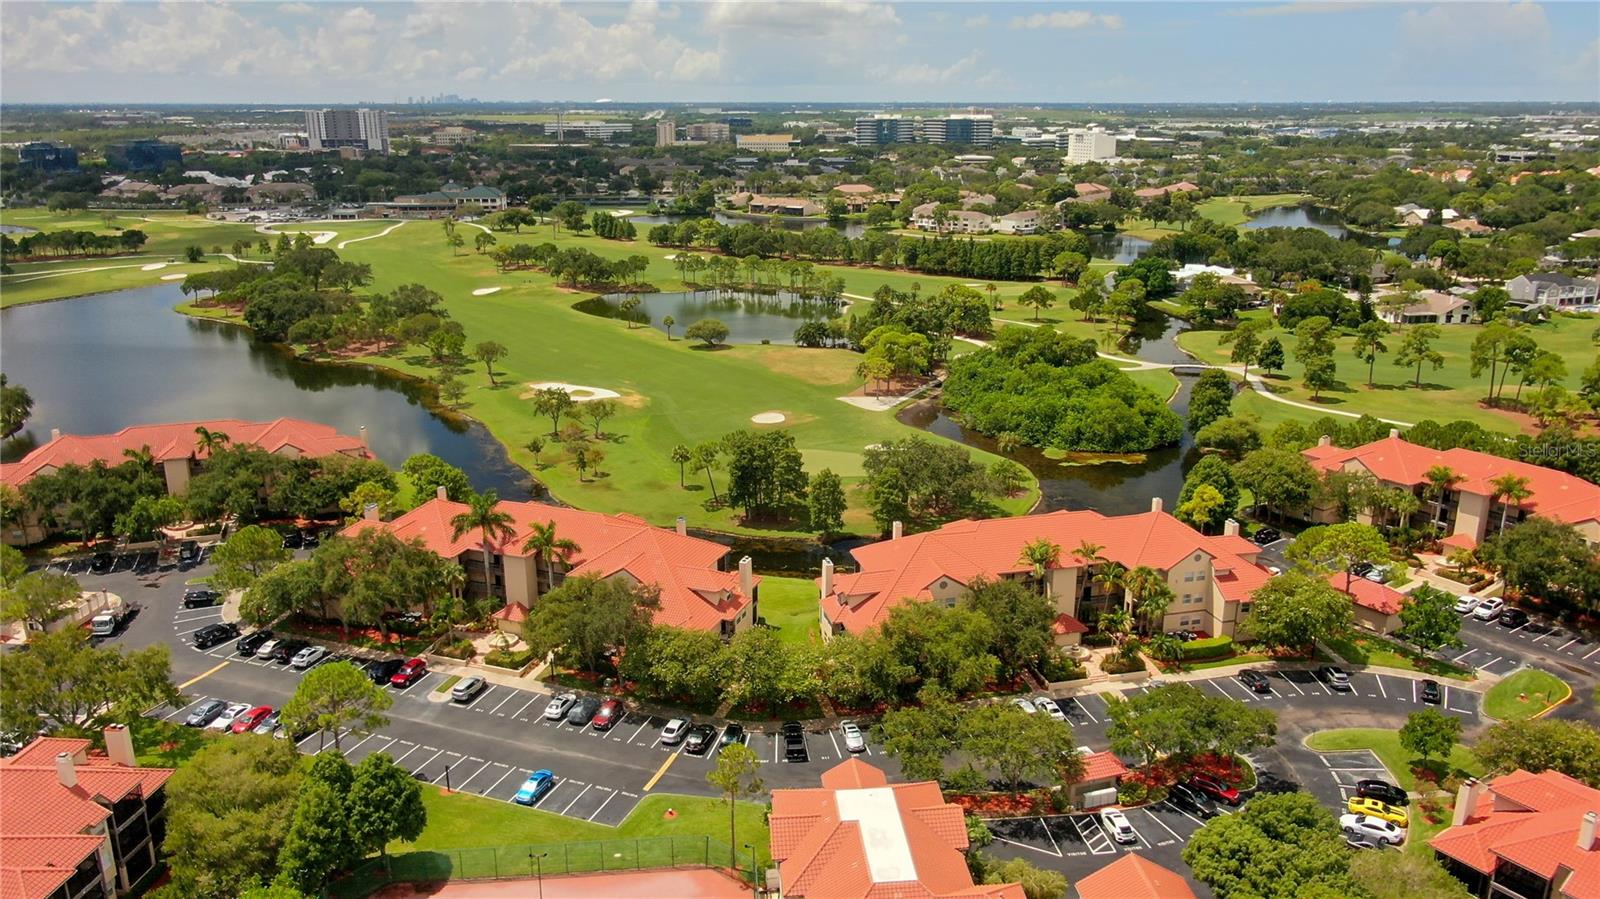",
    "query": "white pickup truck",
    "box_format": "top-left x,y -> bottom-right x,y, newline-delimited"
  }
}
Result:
89,604 -> 139,638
